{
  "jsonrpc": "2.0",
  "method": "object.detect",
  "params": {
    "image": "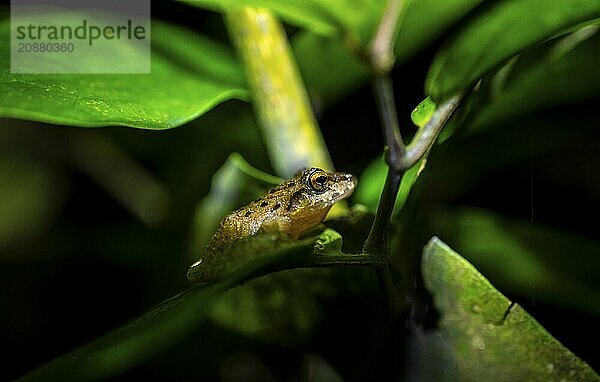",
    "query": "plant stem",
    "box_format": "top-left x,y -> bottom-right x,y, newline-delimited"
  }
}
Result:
369,0 -> 407,73
224,7 -> 347,217
364,93 -> 464,256
364,0 -> 463,265
363,0 -> 408,263
372,74 -> 406,172
363,168 -> 402,259
224,7 -> 333,179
